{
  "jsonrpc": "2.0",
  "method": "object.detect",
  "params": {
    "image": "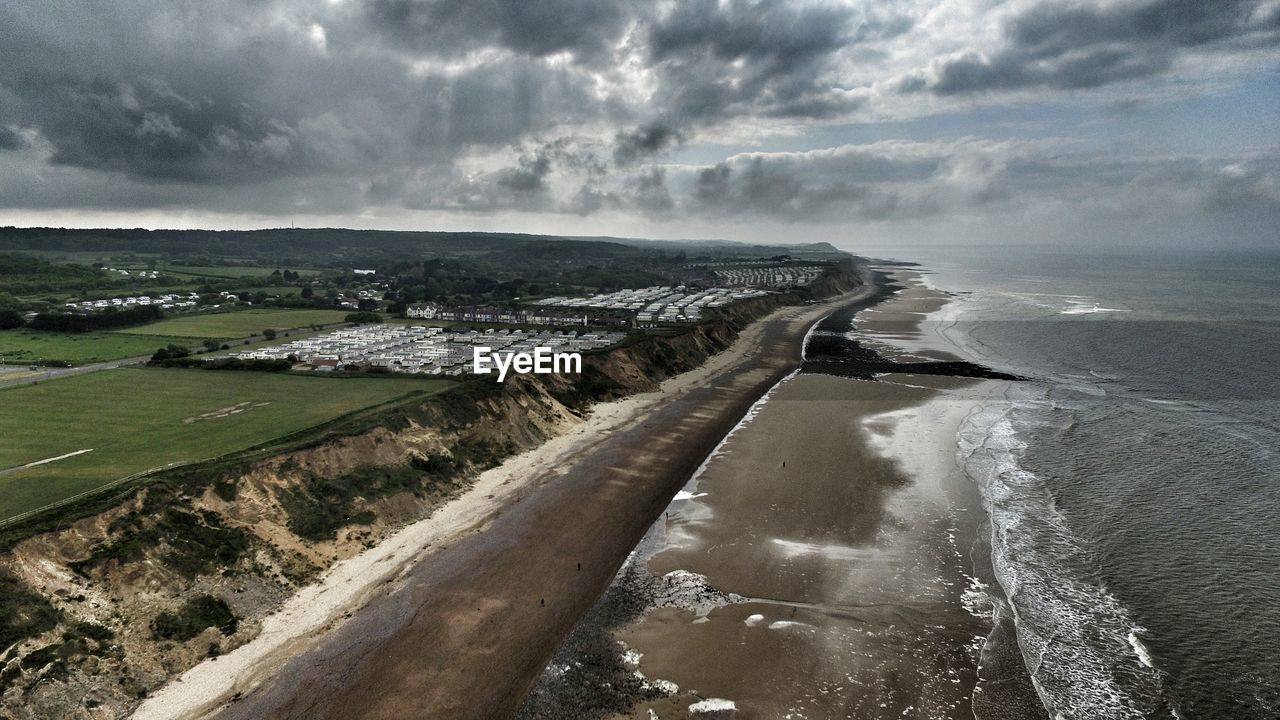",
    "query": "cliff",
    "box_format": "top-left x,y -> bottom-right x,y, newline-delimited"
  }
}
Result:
0,263 -> 861,719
